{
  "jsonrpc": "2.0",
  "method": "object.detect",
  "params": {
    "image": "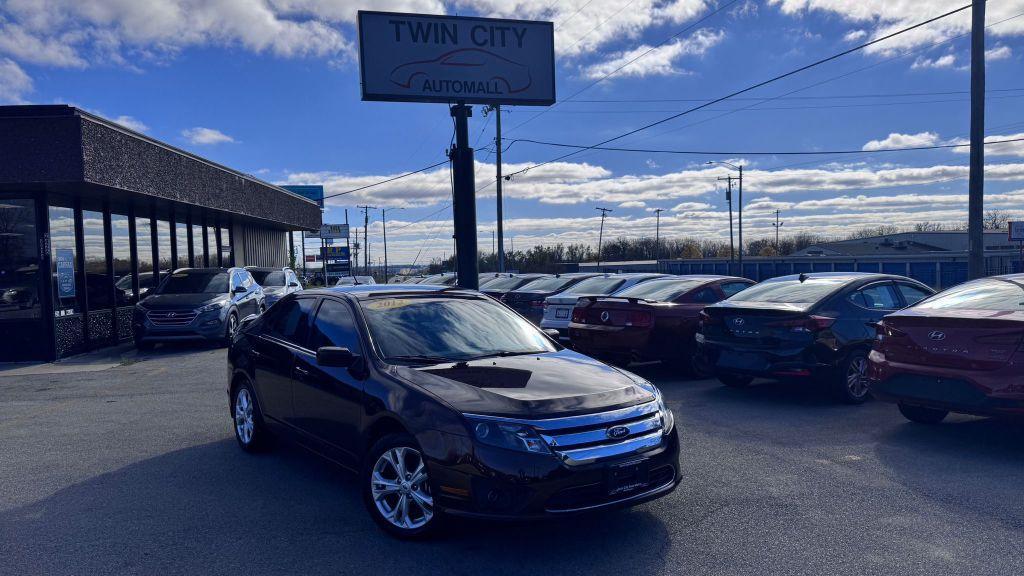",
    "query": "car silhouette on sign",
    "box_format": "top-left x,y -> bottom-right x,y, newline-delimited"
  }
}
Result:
389,48 -> 533,95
